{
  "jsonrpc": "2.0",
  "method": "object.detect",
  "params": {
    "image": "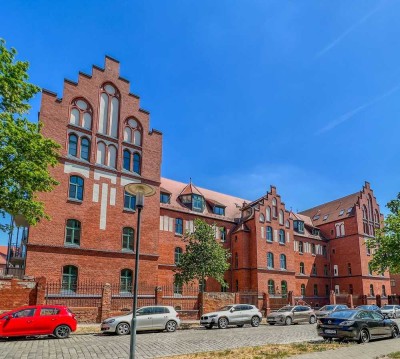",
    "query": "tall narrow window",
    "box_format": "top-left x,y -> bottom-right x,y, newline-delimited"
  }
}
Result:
124,191 -> 136,210
173,275 -> 183,296
266,226 -> 273,242
99,84 -> 120,137
324,265 -> 329,276
272,198 -> 277,218
280,254 -> 287,270
69,98 -> 92,129
124,118 -> 143,146
370,284 -> 374,296
267,252 -> 274,268
299,241 -> 304,254
301,284 -> 306,296
347,263 -> 352,275
80,138 -> 90,161
133,153 -> 141,174
220,227 -> 226,242
259,213 -> 265,222
268,279 -> 275,295
235,252 -> 238,268
279,229 -> 285,244
175,218 -> 183,235
68,134 -> 78,157
313,284 -> 318,296
382,285 -> 386,297
266,206 -> 271,221
122,227 -> 134,251
312,263 -> 317,275
62,265 -> 78,293
281,281 -> 287,298
96,142 -> 106,165
311,243 -> 316,254
108,145 -> 117,168
279,210 -> 284,225
300,262 -> 304,274
69,176 -> 84,201
65,219 -> 81,246
120,269 -> 133,293
123,150 -> 131,171
175,247 -> 182,265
